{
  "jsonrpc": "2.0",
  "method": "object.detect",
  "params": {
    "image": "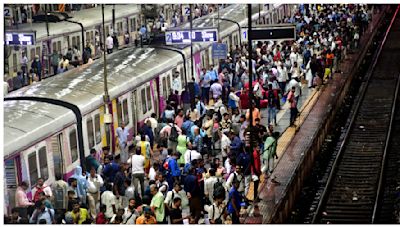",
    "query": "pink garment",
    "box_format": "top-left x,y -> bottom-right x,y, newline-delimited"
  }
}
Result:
15,187 -> 34,207
175,115 -> 184,128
